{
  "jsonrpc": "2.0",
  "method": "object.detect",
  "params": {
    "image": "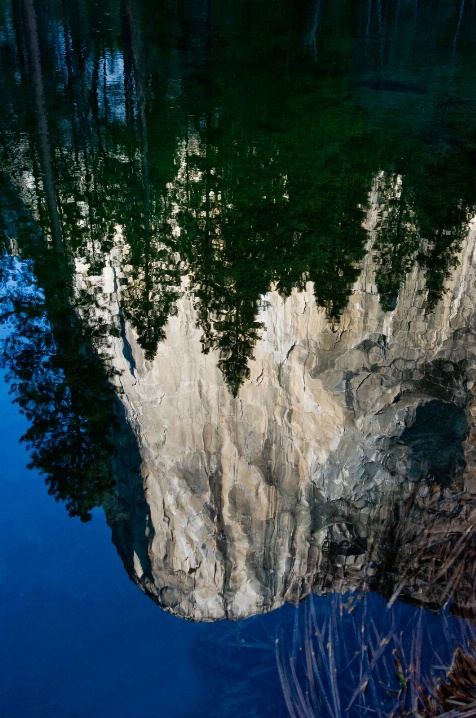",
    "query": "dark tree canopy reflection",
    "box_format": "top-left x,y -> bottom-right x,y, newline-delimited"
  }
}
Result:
1,0 -> 476,396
